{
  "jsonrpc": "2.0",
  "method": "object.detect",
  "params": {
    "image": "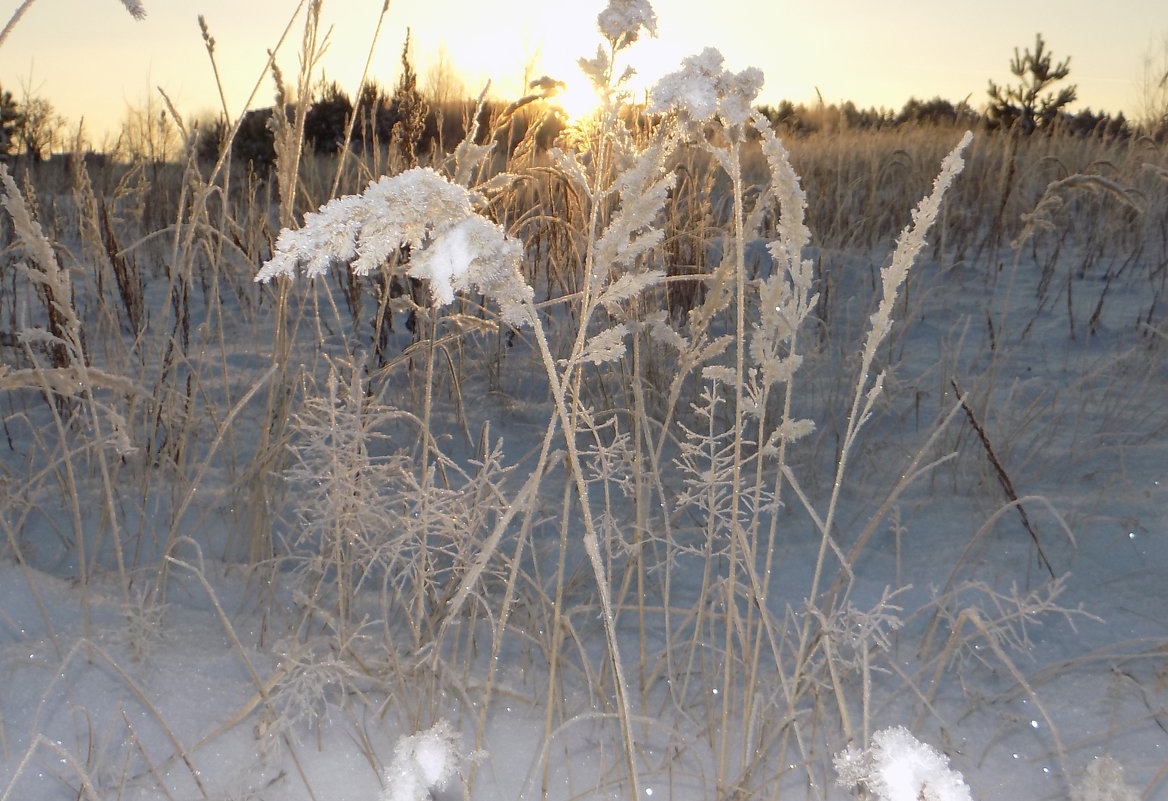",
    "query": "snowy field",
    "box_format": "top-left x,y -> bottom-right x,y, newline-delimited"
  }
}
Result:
2,3 -> 1168,801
